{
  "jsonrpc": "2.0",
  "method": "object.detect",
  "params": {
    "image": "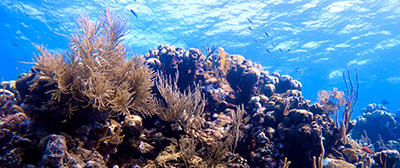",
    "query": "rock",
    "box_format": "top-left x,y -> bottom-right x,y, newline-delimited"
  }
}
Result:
373,149 -> 400,168
249,96 -> 261,107
138,141 -> 156,155
38,134 -> 68,168
341,148 -> 364,163
263,84 -> 275,97
323,158 -> 355,168
287,109 -> 314,124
